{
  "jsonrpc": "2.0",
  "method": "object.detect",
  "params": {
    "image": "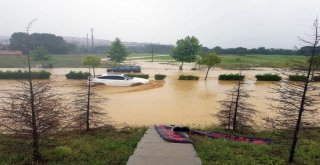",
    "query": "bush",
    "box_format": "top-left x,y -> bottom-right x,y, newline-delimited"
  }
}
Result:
218,74 -> 245,80
155,74 -> 166,80
289,74 -> 307,81
65,71 -> 91,79
0,70 -> 51,79
125,73 -> 149,79
313,76 -> 320,82
255,74 -> 282,81
178,75 -> 199,80
191,68 -> 197,70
